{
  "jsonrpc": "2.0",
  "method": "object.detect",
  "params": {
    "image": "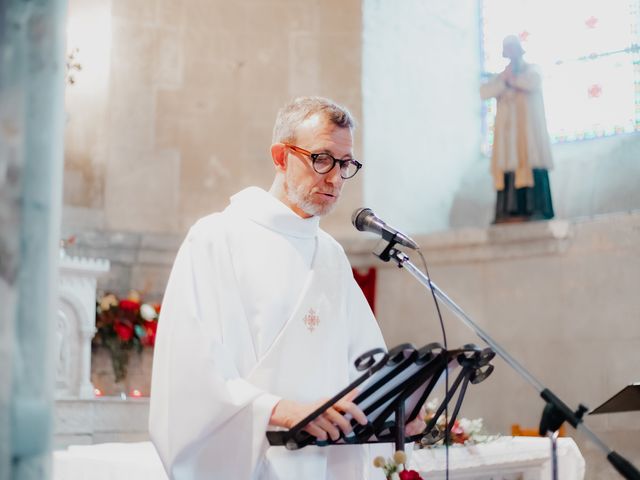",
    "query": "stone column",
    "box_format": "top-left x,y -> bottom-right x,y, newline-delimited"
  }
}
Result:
0,0 -> 68,478
57,251 -> 110,399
